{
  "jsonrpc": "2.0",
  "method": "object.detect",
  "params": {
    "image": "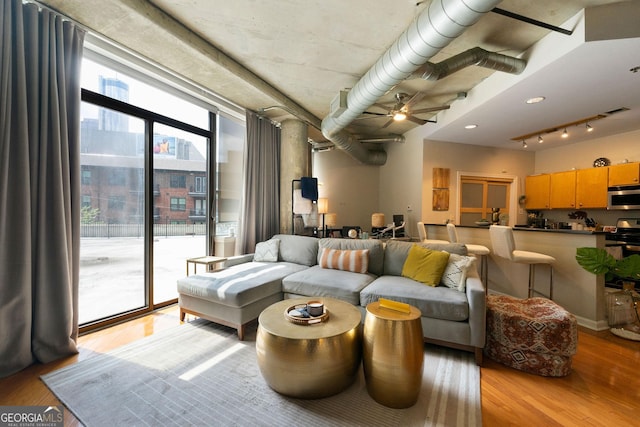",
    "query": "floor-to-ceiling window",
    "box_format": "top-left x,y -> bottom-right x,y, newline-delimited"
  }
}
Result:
78,48 -> 245,330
